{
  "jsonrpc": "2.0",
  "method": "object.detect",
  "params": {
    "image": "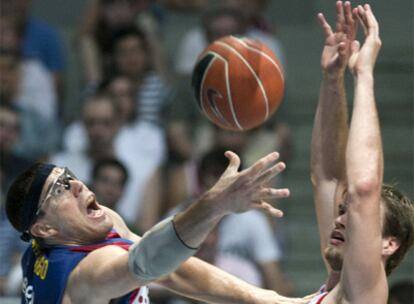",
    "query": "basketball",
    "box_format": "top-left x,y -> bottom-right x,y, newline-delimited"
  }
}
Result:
192,35 -> 285,131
